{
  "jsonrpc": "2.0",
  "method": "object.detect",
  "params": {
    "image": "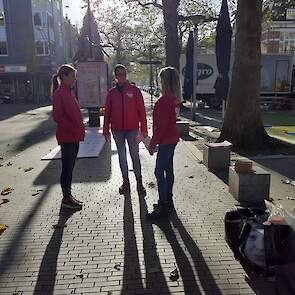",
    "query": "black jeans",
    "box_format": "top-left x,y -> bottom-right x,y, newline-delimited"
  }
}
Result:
60,142 -> 79,197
